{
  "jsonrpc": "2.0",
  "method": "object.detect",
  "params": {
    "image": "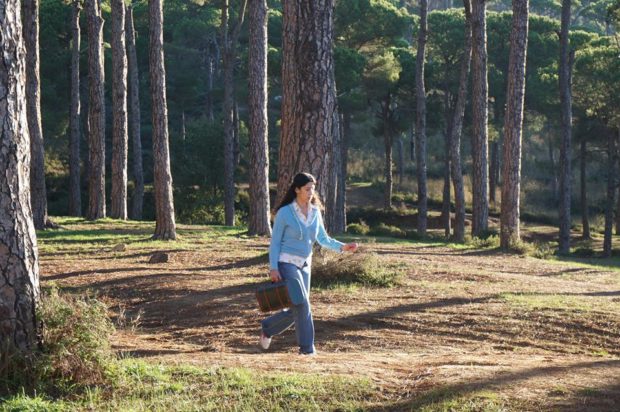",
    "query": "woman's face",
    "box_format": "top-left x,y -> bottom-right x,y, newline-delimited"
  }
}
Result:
295,182 -> 315,204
